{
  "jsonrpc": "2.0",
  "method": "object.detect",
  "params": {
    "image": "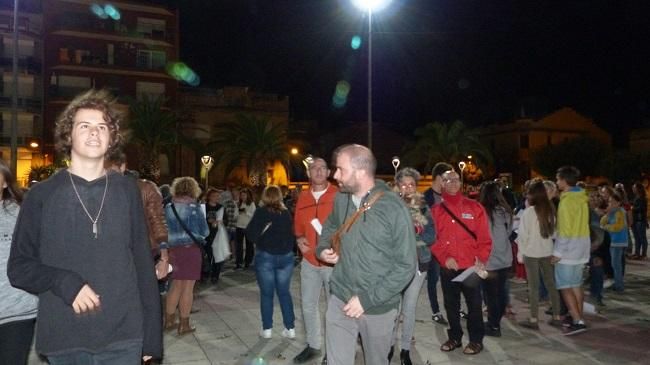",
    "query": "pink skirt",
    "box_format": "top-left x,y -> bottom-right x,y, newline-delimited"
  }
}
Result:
169,244 -> 202,280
